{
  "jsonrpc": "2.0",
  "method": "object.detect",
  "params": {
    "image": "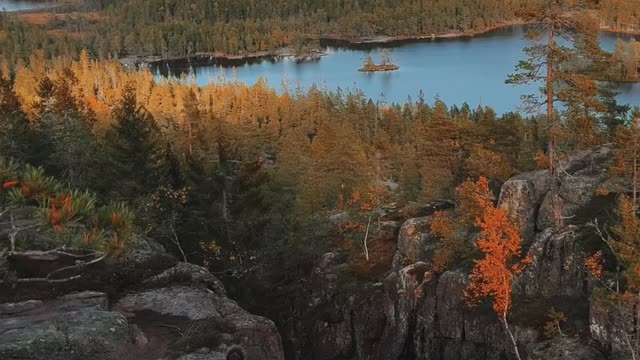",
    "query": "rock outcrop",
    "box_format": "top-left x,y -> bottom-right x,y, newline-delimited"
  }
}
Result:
2,144 -> 619,360
0,238 -> 285,360
527,337 -> 604,360
514,226 -> 592,298
0,291 -> 130,360
269,145 -> 618,360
